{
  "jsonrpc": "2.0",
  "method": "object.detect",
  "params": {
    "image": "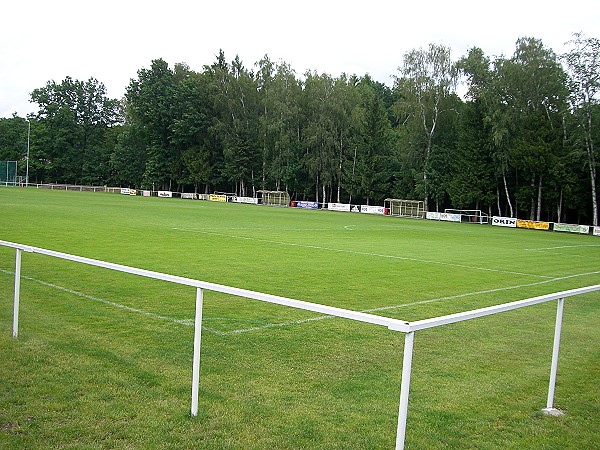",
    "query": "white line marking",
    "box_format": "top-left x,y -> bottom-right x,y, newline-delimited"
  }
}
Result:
525,244 -> 600,251
172,227 -> 554,279
3,268 -> 598,336
214,270 -> 600,335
